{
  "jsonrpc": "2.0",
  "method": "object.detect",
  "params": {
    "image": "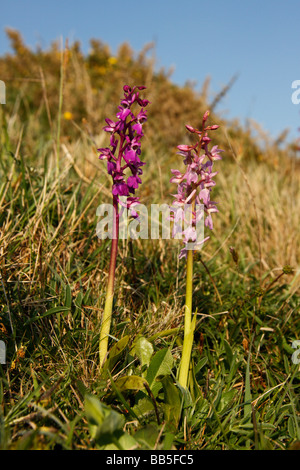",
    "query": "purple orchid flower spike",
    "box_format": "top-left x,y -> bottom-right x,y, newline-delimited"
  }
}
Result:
170,111 -> 223,258
98,85 -> 149,368
98,85 -> 150,218
171,111 -> 223,390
